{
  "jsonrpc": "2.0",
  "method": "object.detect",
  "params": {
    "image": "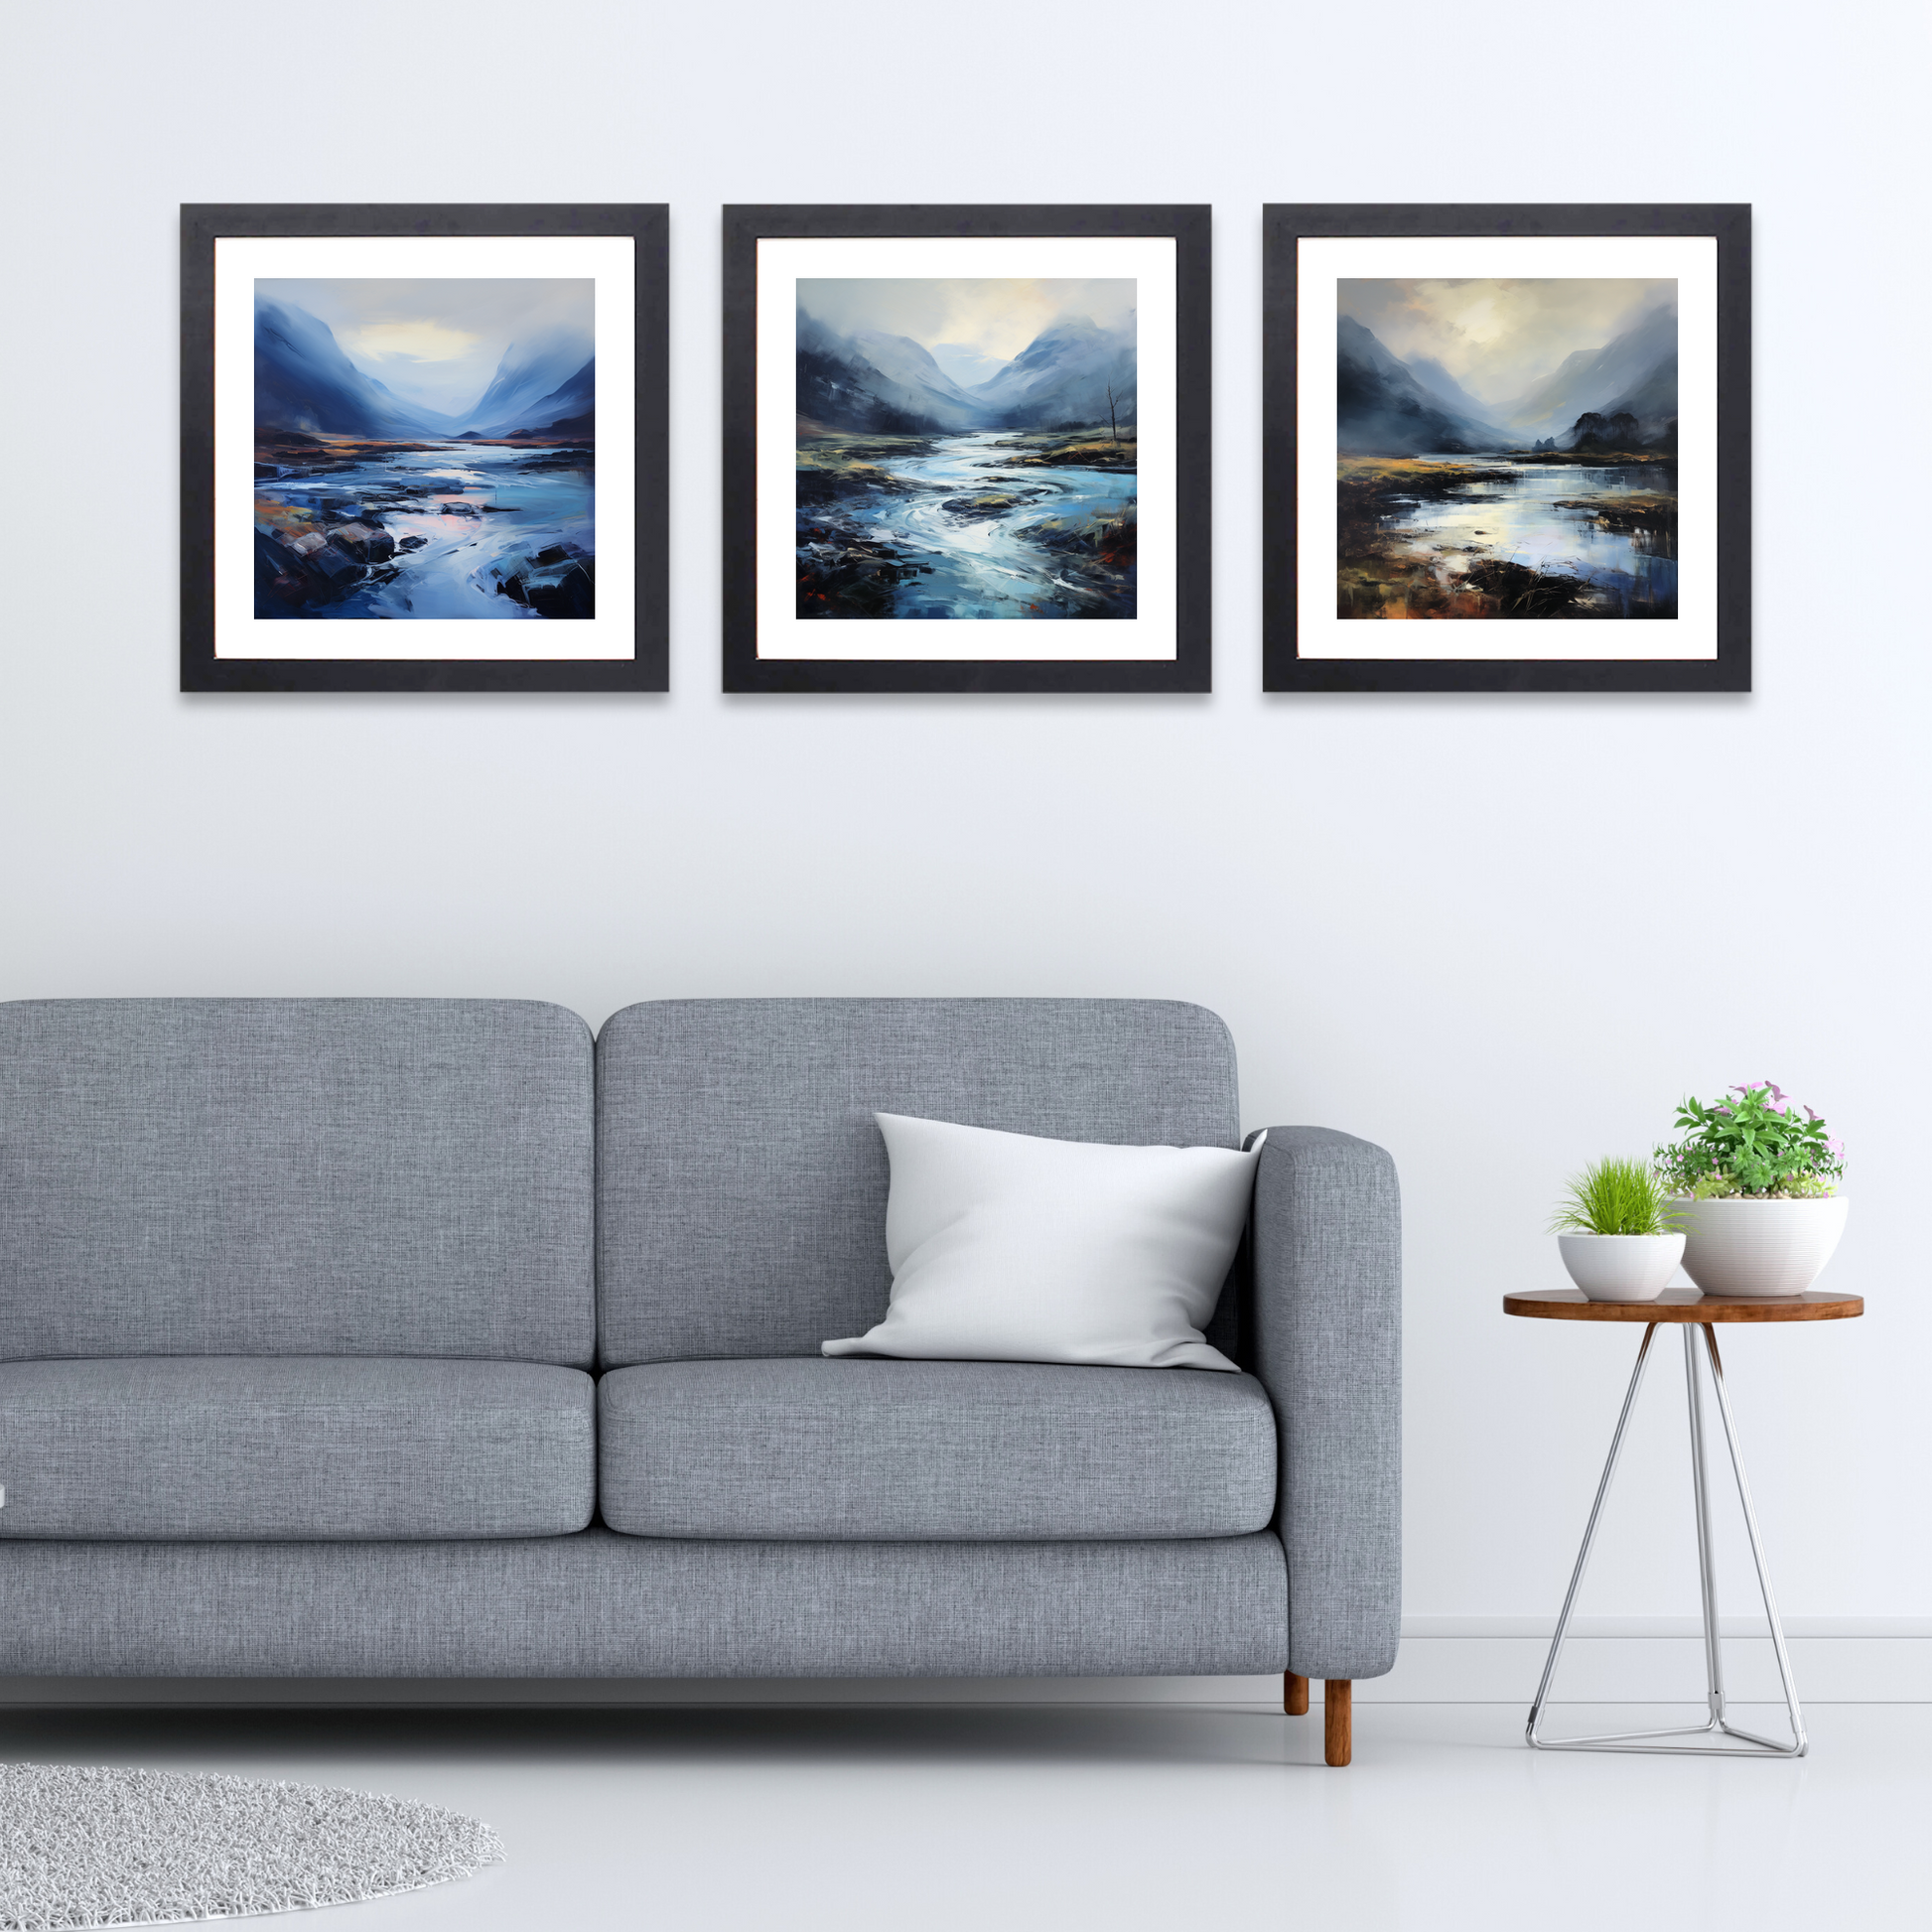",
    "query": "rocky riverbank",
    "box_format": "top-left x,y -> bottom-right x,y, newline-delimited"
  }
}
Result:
986,428 -> 1137,473
1552,492 -> 1678,543
794,430 -> 933,506
254,446 -> 594,619
797,502 -> 1134,620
